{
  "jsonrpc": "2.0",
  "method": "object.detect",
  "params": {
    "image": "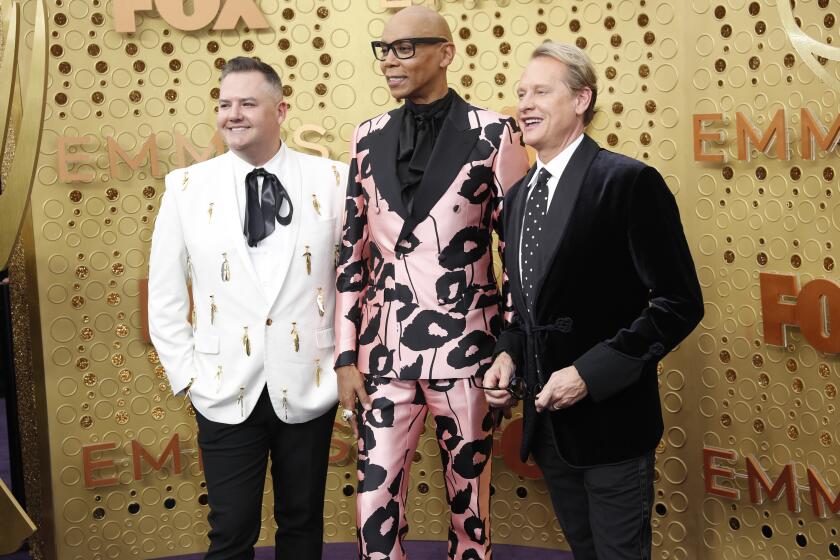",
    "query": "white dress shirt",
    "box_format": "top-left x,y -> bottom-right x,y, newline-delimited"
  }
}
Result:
519,133 -> 584,281
230,144 -> 293,295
